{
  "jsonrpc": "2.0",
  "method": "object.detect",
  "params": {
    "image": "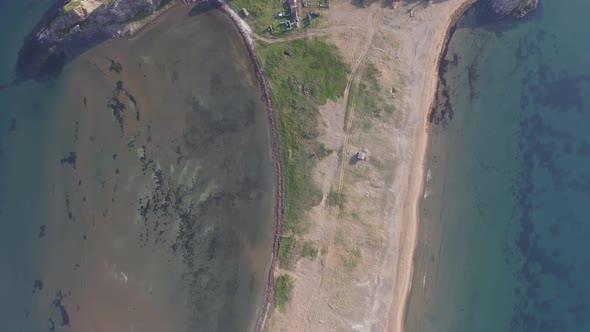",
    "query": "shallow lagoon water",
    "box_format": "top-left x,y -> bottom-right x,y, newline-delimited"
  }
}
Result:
406,1 -> 590,331
0,4 -> 274,332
